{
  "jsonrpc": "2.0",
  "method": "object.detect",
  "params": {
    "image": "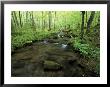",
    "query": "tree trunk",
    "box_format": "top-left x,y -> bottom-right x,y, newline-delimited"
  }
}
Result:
42,11 -> 44,29
11,12 -> 16,28
54,11 -> 56,29
11,12 -> 15,32
65,12 -> 67,29
31,11 -> 36,30
87,11 -> 95,32
48,11 -> 51,31
26,11 -> 28,24
81,11 -> 85,39
13,12 -> 19,27
86,11 -> 87,27
19,11 -> 22,28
